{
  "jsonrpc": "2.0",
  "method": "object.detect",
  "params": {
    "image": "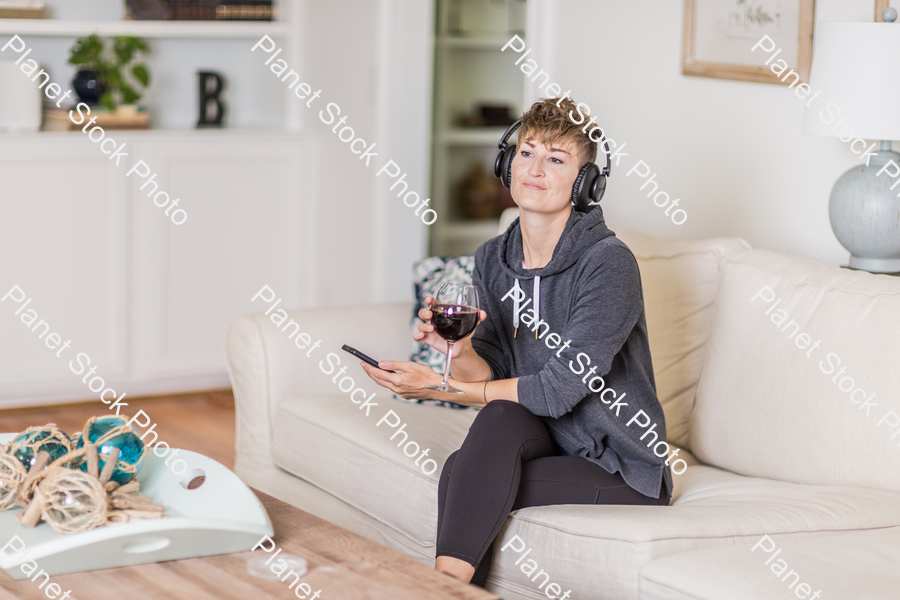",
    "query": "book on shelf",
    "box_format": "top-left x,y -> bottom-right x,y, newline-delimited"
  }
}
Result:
124,0 -> 273,21
134,0 -> 273,21
164,0 -> 214,21
0,0 -> 46,19
42,107 -> 151,132
215,2 -> 273,21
